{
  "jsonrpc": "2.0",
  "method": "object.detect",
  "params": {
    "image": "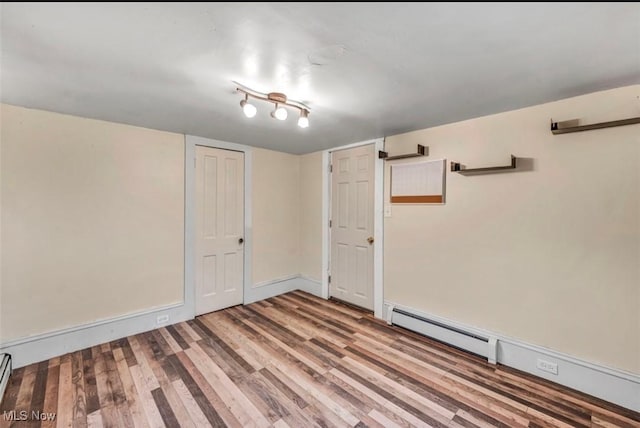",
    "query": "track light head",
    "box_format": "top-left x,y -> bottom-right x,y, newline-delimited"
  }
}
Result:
271,104 -> 288,121
239,97 -> 257,118
298,109 -> 309,128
